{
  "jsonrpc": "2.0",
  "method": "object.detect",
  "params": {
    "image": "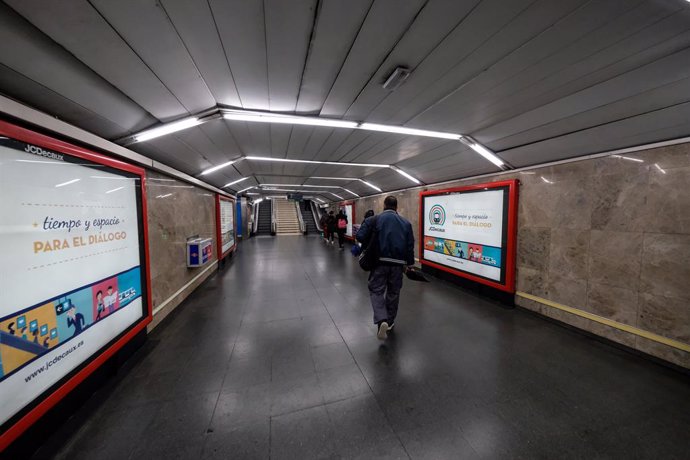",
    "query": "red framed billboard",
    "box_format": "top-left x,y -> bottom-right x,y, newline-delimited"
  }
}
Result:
419,180 -> 518,293
0,120 -> 152,450
215,194 -> 236,260
338,200 -> 357,241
